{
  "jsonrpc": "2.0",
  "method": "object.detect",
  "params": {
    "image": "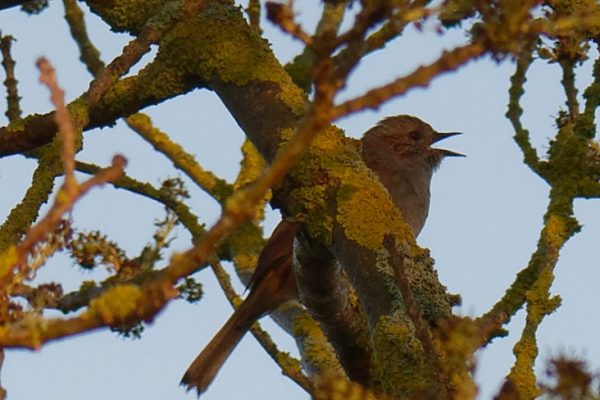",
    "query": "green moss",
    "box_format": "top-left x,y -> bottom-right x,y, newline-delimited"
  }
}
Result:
285,125 -> 416,248
234,140 -> 266,191
66,97 -> 90,125
314,374 -> 380,400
